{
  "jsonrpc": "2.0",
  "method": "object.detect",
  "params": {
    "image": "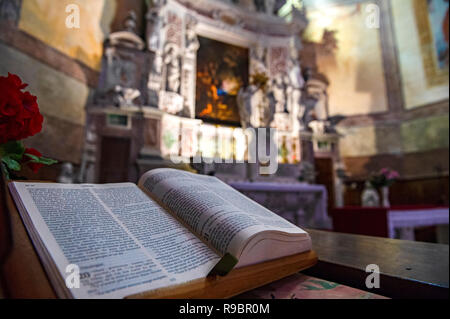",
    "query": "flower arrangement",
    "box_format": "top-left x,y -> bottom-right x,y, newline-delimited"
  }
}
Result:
0,73 -> 57,179
370,168 -> 400,189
